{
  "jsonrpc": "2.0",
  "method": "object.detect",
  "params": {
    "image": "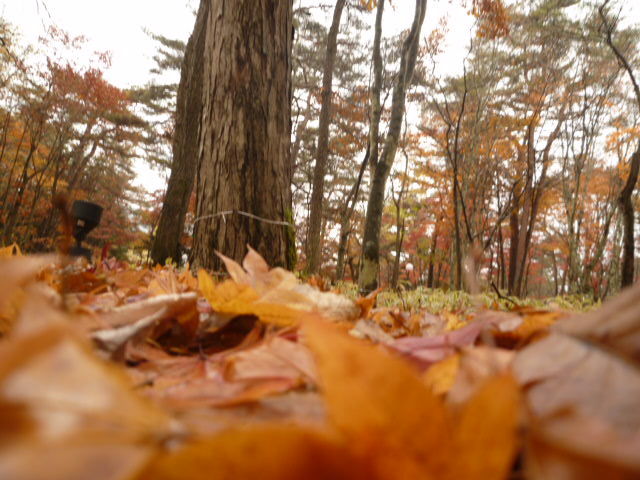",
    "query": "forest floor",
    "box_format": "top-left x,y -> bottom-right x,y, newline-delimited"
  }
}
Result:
1,243 -> 639,480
